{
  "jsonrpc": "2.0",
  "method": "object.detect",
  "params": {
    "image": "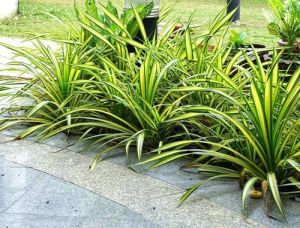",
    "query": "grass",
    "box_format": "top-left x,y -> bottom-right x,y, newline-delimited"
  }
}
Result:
0,0 -> 276,45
